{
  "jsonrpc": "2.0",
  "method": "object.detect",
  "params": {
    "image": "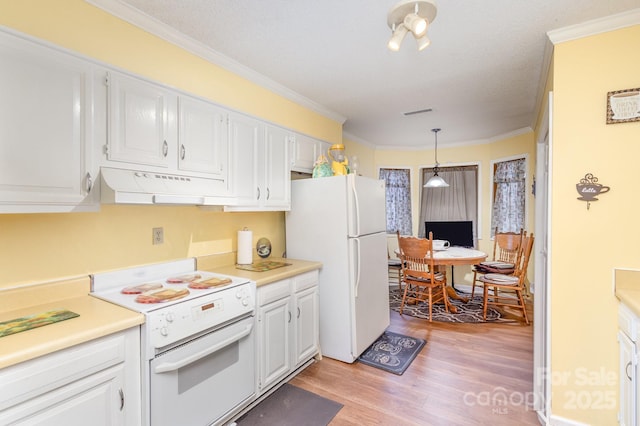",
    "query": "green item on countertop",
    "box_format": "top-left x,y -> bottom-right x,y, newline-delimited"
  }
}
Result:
236,261 -> 292,272
0,309 -> 79,338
